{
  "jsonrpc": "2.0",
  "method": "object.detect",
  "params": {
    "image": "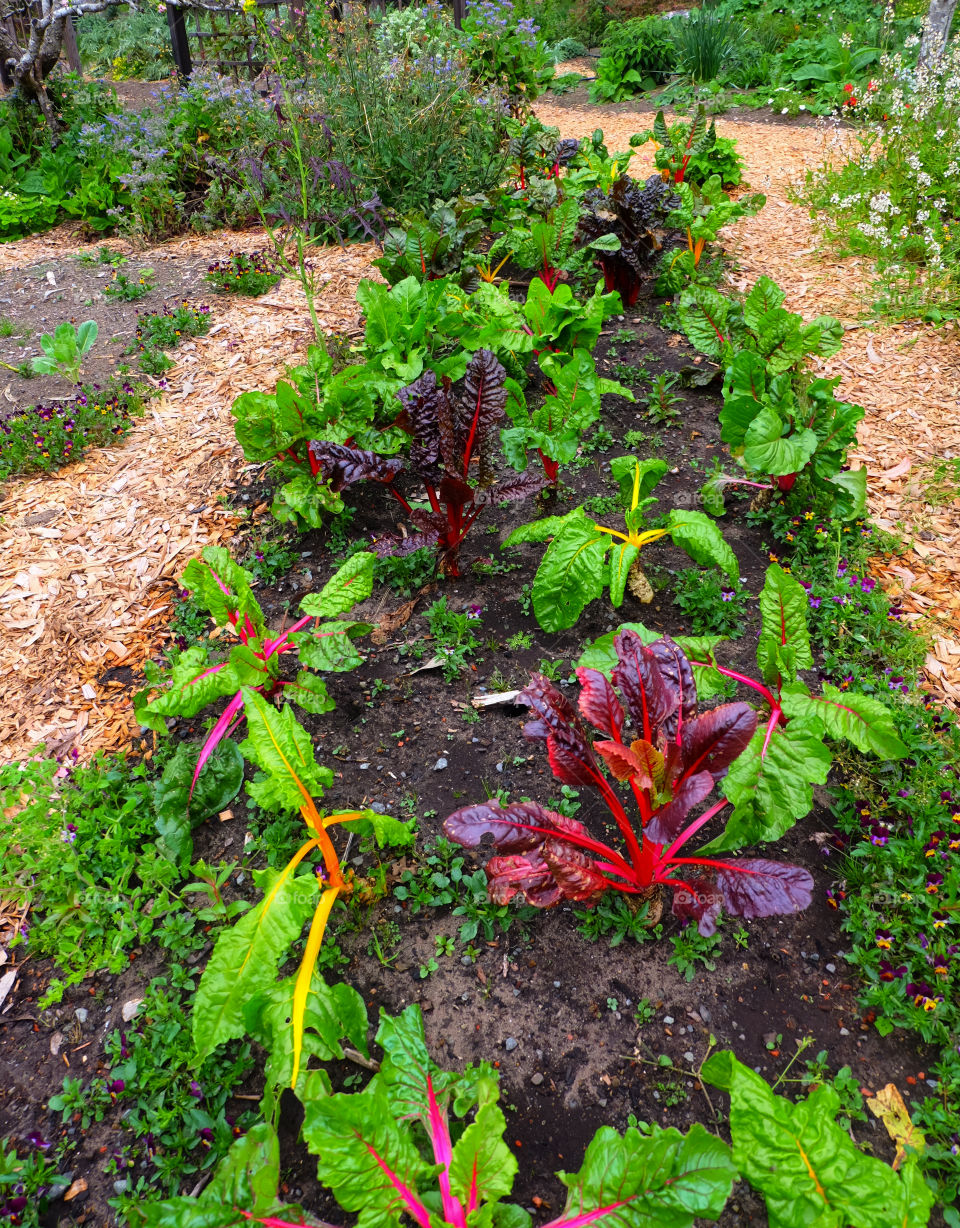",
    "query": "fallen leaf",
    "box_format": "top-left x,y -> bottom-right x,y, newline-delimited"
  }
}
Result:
64,1177 -> 88,1201
866,1083 -> 925,1169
